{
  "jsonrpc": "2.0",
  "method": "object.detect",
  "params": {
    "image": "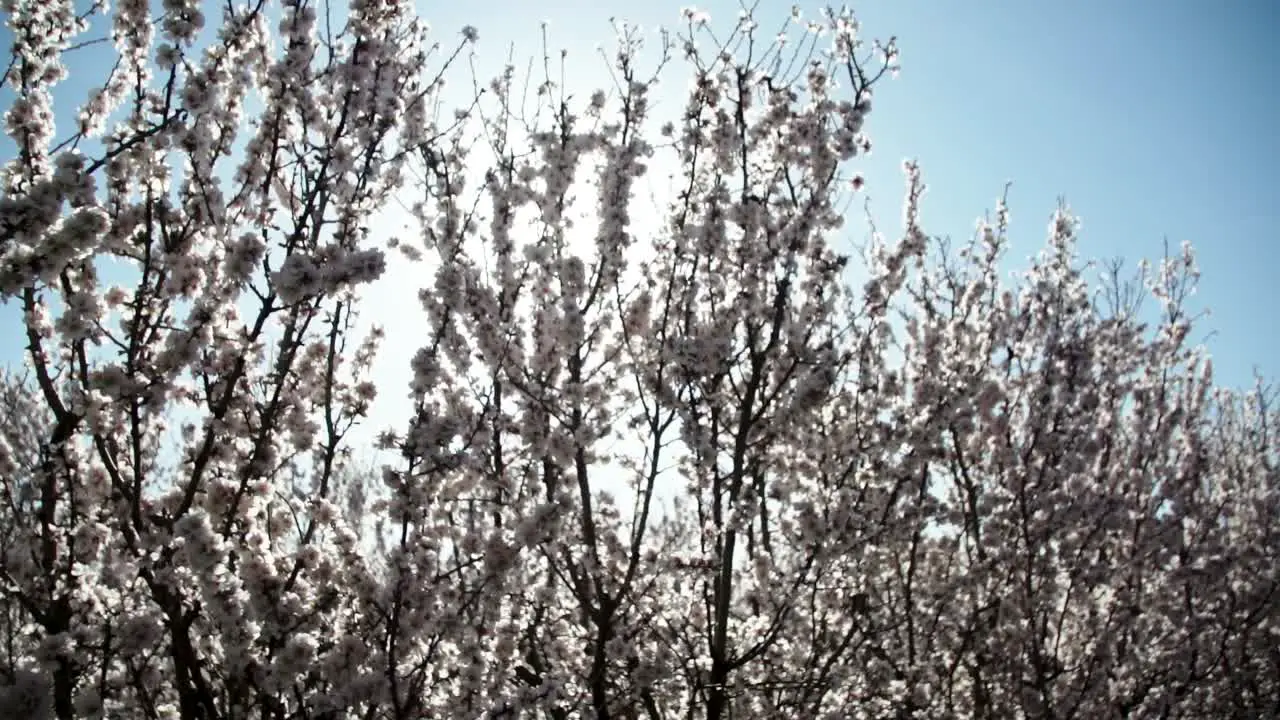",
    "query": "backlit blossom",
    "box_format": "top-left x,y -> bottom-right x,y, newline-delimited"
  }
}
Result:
0,3 -> 1272,719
